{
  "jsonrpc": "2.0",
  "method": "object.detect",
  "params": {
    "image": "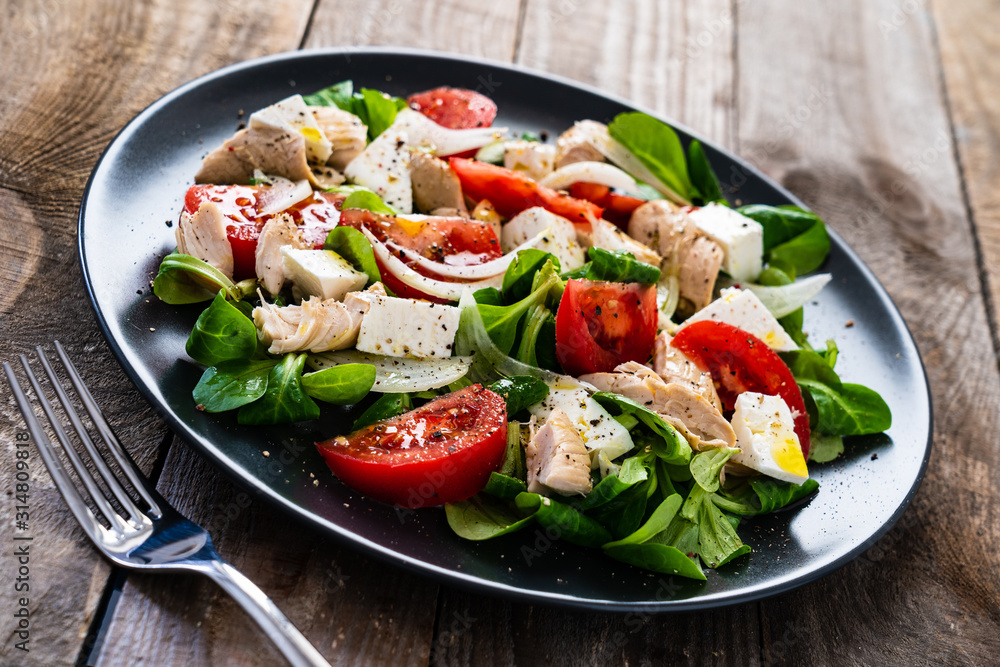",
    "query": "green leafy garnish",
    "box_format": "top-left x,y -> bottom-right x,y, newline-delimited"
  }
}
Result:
487,376 -> 548,415
737,204 -> 831,275
185,291 -> 257,366
324,226 -> 382,287
563,248 -> 661,284
192,359 -> 277,413
153,253 -> 251,305
238,353 -> 319,425
341,190 -> 397,215
301,364 -> 377,405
